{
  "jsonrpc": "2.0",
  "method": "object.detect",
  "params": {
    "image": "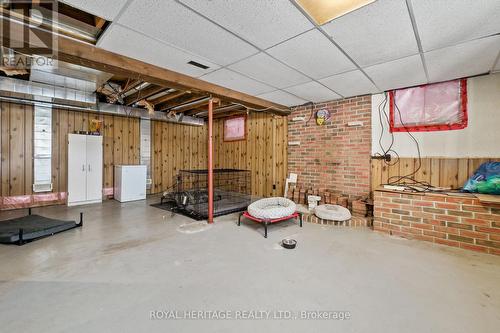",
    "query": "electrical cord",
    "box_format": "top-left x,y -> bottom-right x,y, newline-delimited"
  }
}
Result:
304,102 -> 315,125
232,102 -> 291,115
376,90 -> 438,192
374,92 -> 400,167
